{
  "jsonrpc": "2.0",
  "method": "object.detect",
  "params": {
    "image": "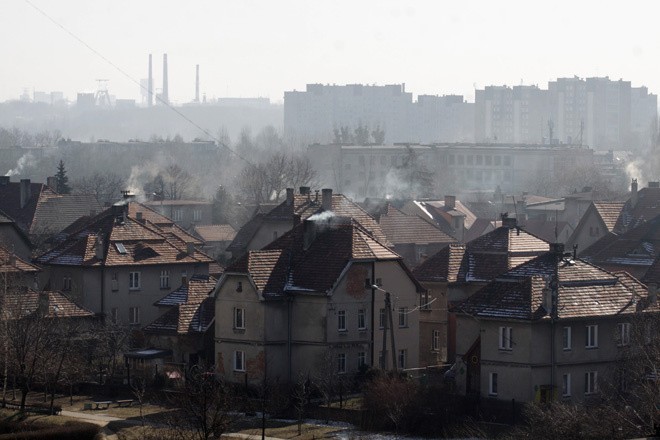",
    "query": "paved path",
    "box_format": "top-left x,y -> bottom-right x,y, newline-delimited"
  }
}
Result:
60,409 -> 123,425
